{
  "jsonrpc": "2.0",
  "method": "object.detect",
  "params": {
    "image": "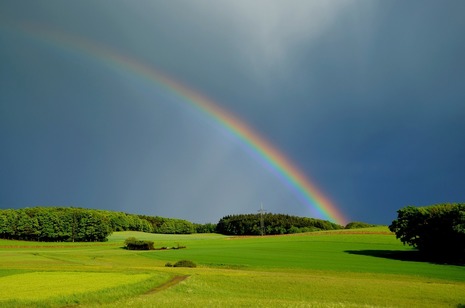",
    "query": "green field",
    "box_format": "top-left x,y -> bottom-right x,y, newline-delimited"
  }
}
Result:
1,227 -> 464,307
